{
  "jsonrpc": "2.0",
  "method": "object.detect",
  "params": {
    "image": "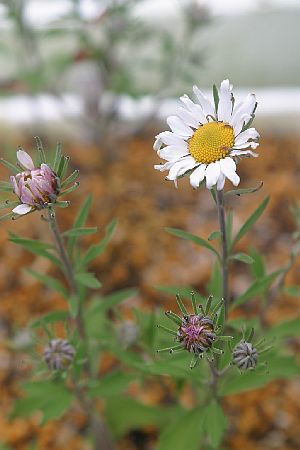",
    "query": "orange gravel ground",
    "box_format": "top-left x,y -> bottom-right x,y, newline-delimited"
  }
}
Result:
0,128 -> 299,449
